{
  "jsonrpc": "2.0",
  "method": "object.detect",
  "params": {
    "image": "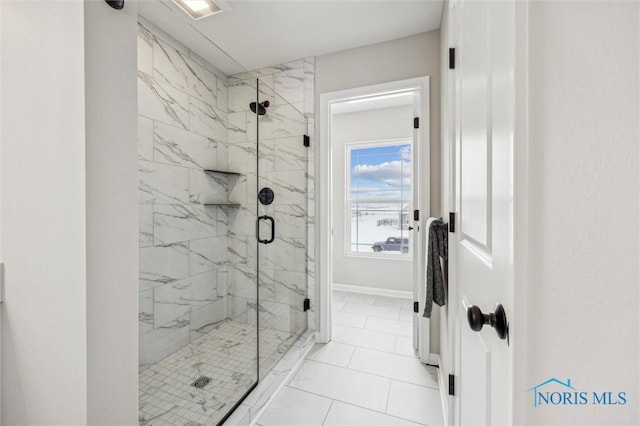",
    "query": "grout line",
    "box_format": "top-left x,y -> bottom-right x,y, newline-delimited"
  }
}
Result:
384,379 -> 392,413
299,358 -> 440,391
321,399 -> 334,425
